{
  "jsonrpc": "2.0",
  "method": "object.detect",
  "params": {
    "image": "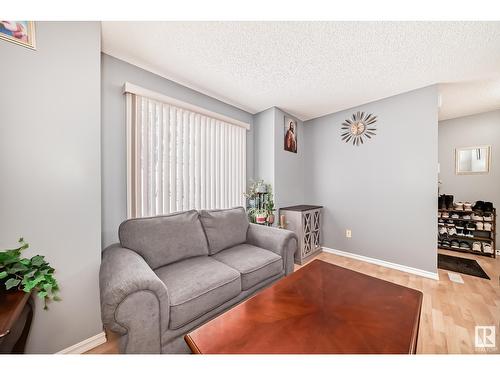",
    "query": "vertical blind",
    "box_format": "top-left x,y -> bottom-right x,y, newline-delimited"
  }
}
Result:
126,91 -> 247,218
